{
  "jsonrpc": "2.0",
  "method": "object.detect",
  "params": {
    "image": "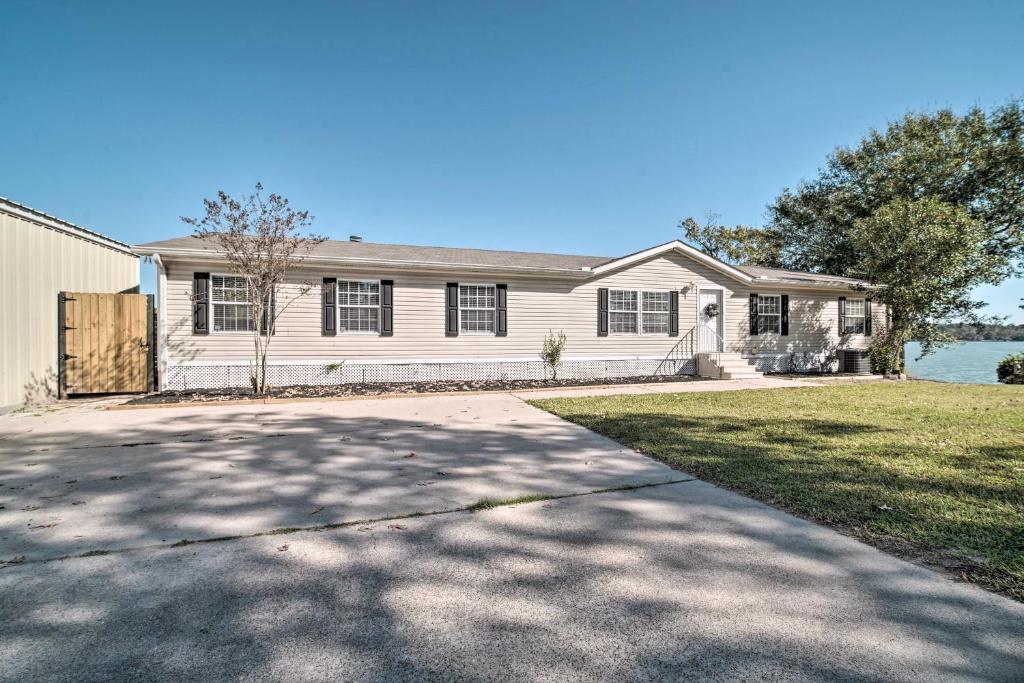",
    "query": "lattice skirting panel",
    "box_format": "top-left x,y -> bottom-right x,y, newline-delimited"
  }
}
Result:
745,353 -> 838,374
164,357 -> 698,390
